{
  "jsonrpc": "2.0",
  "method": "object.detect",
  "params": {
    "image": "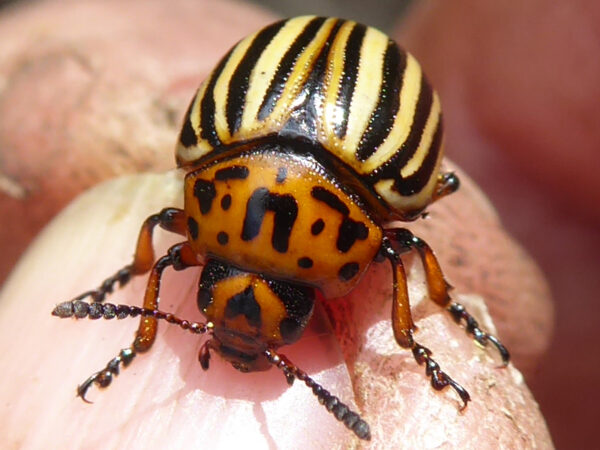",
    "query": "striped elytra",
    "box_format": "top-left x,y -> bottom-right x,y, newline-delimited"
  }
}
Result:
176,16 -> 444,221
